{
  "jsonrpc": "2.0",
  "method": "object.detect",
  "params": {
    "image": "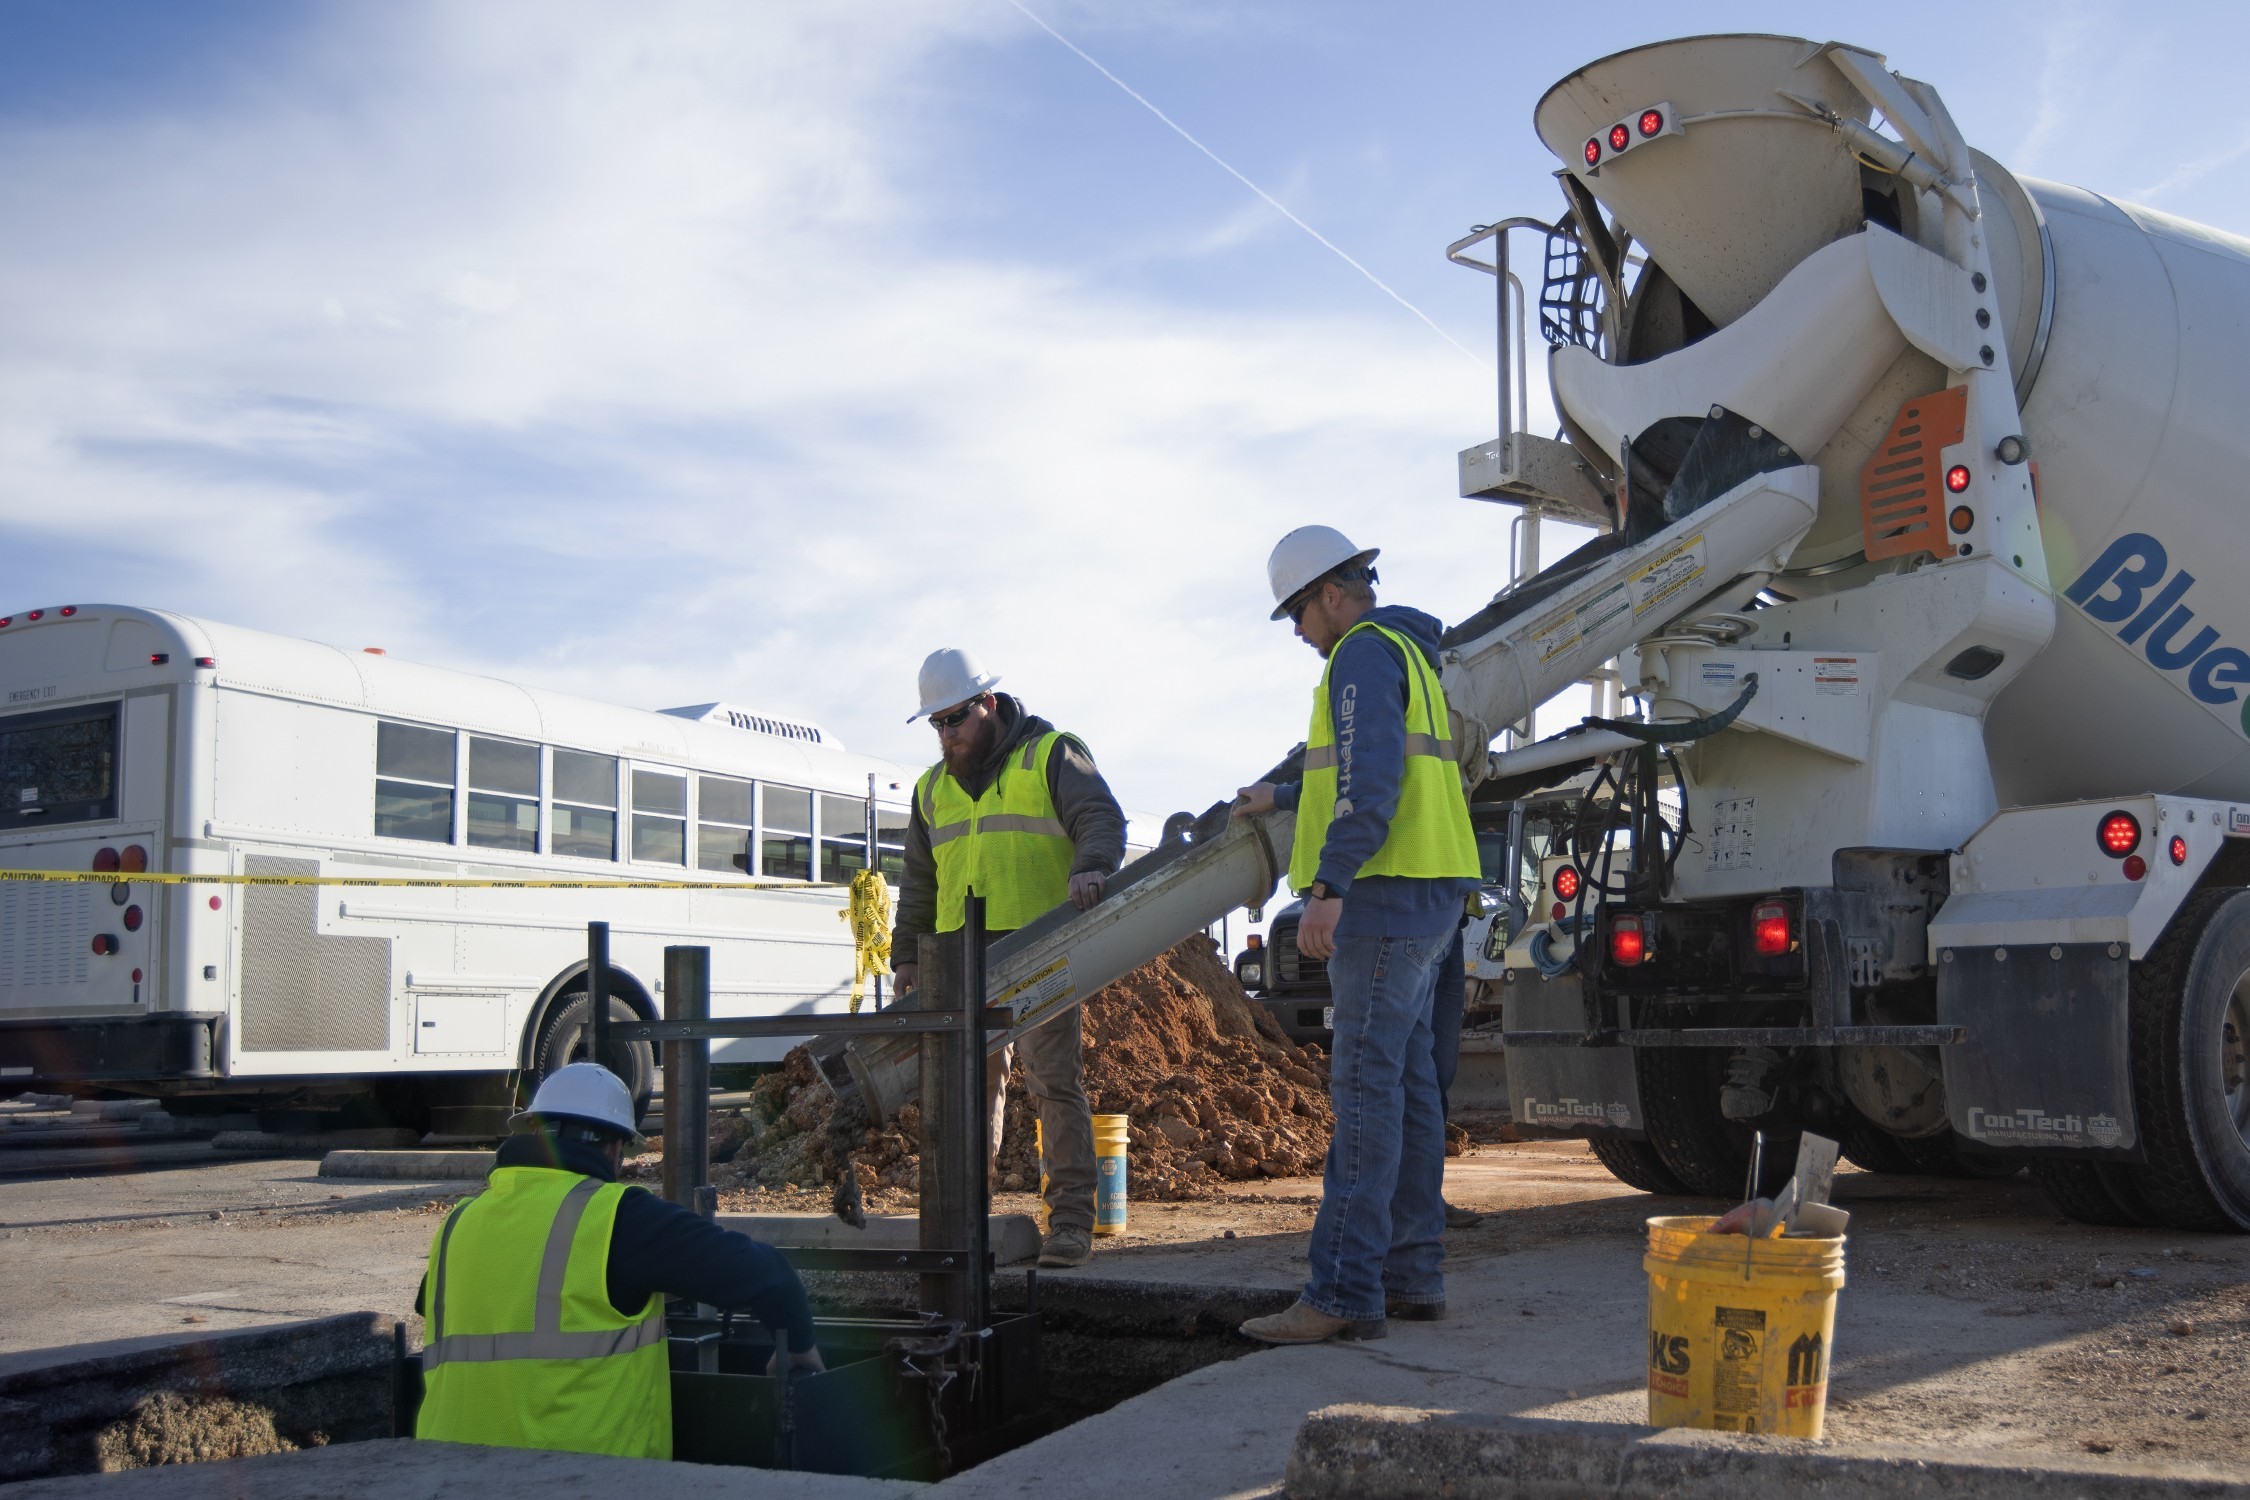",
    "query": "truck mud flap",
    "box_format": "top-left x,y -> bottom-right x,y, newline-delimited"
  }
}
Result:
1501,975 -> 1646,1136
1937,942 -> 2137,1156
